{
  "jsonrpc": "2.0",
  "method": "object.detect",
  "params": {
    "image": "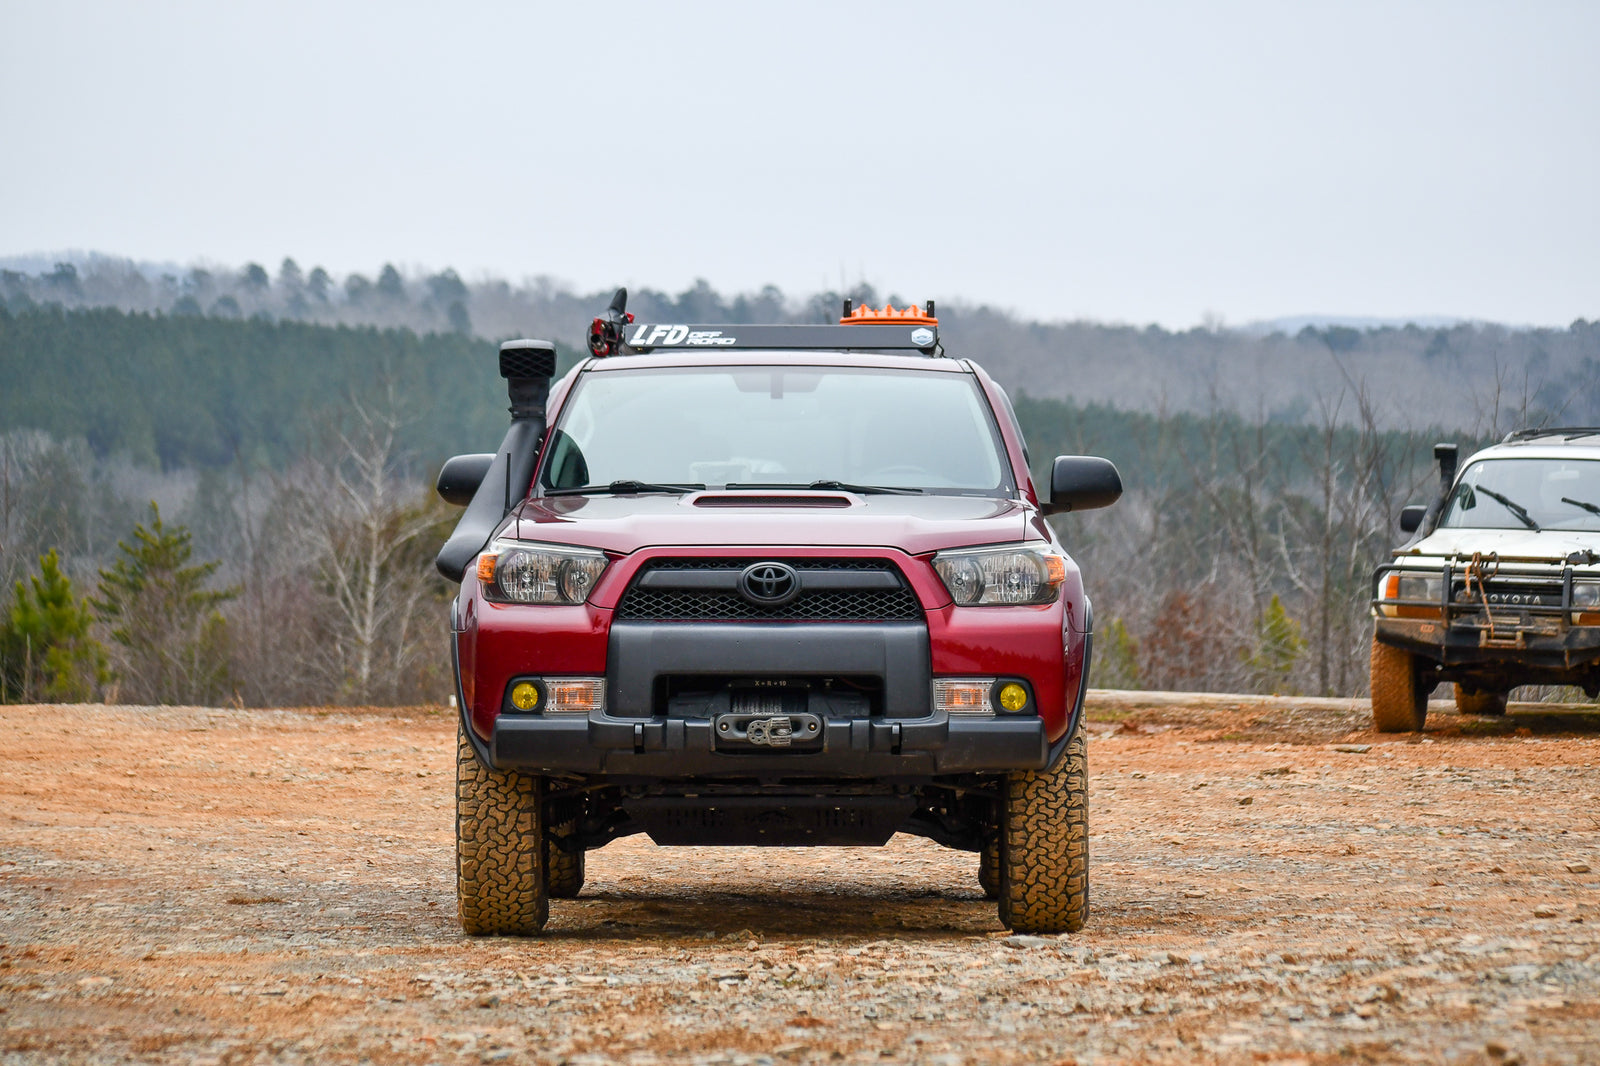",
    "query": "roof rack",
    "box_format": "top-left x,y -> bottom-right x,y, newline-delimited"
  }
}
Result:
1502,427 -> 1600,443
587,289 -> 941,357
620,322 -> 939,354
